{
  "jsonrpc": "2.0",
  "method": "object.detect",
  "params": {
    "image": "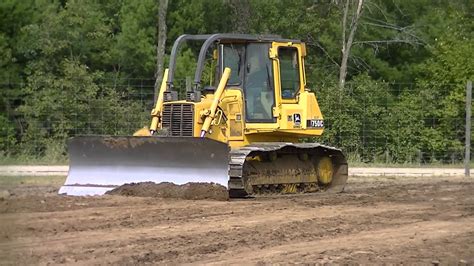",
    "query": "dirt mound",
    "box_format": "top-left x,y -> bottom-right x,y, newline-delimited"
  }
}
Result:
105,182 -> 228,201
